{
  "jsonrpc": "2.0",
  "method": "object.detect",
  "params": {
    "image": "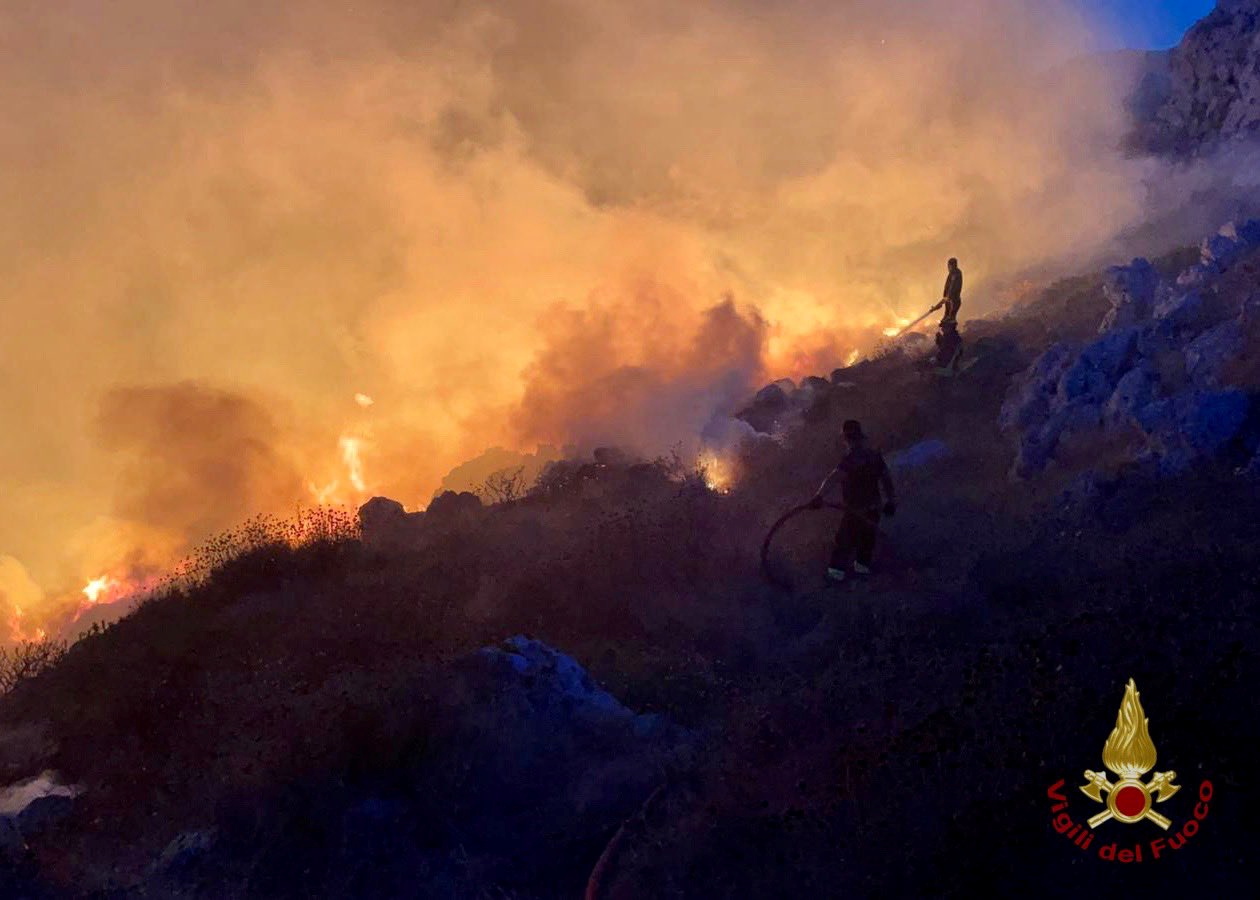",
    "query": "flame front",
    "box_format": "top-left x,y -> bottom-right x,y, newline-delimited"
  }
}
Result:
882,316 -> 914,338
698,451 -> 735,494
82,575 -> 115,605
1101,679 -> 1158,779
